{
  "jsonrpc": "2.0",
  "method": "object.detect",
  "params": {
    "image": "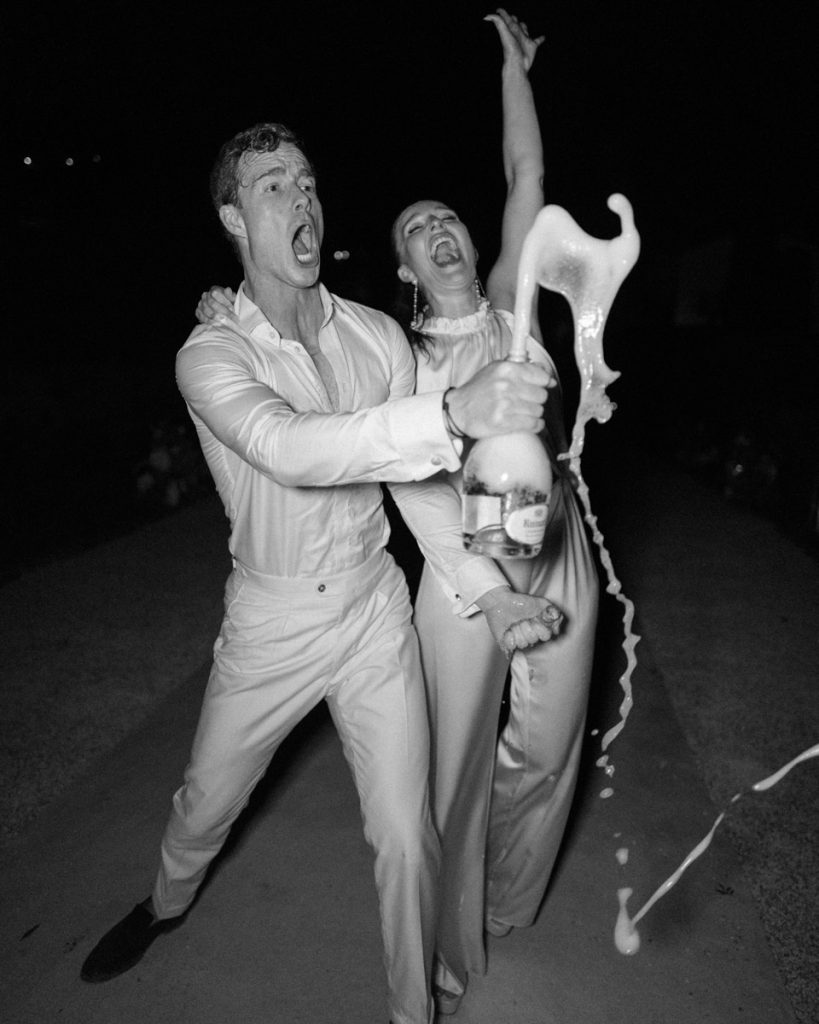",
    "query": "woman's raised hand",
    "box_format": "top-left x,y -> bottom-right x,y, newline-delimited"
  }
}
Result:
195,286 -> 238,326
485,8 -> 544,73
